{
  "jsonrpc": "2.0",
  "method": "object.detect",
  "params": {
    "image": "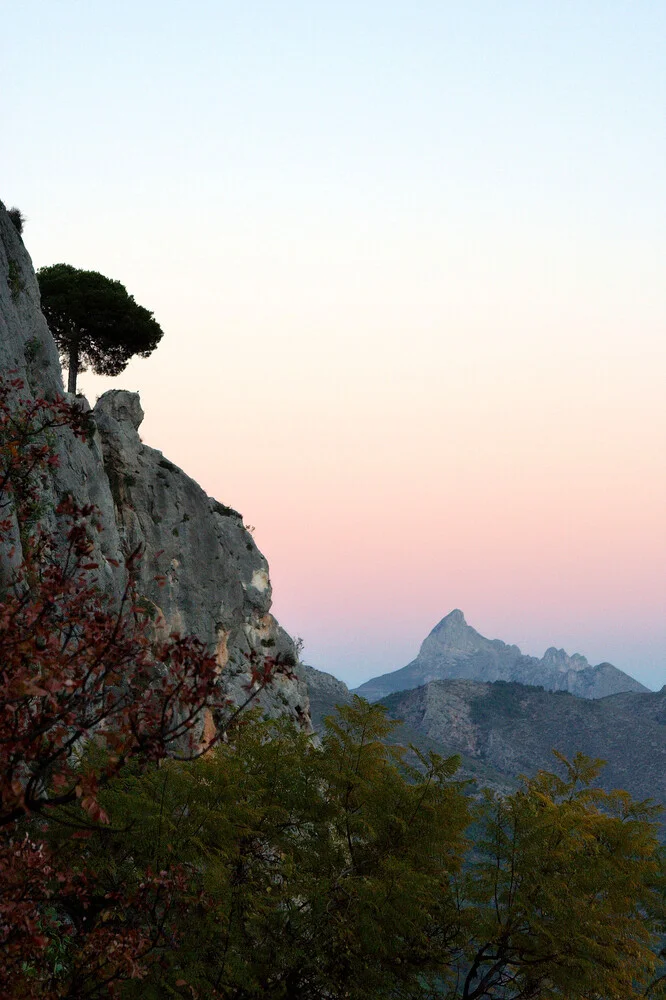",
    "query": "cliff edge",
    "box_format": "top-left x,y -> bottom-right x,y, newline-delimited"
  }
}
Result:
0,202 -> 310,728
